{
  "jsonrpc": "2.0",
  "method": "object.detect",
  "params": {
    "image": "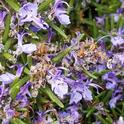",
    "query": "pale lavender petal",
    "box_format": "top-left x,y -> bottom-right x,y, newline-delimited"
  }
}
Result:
106,82 -> 116,89
53,0 -> 71,25
2,119 -> 9,124
70,91 -> 82,104
113,53 -> 124,65
59,105 -> 80,123
16,64 -> 24,77
2,105 -> 15,124
47,77 -> 68,99
95,16 -> 105,25
109,95 -> 121,108
4,105 -> 15,119
16,82 -> 31,107
18,2 -> 48,30
17,95 -> 29,107
29,24 -> 41,32
22,43 -> 37,54
32,17 -> 49,30
10,64 -> 24,77
89,83 -> 102,94
17,32 -> 28,46
58,14 -> 70,25
17,82 -> 31,97
0,72 -> 16,84
111,14 -> 119,22
82,85 -> 93,101
56,10 -> 70,25
0,84 -> 4,97
111,36 -> 124,46
53,80 -> 68,99
0,11 -> 7,29
18,2 -> 38,25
